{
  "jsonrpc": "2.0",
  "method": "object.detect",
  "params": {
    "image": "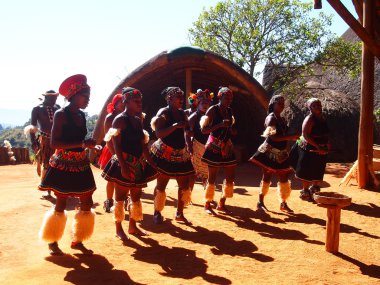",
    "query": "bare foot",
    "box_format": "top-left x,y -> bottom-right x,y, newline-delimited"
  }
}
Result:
257,202 -> 269,212
216,205 -> 232,214
48,242 -> 64,256
205,204 -> 217,216
128,227 -> 148,236
116,231 -> 130,243
175,213 -> 192,225
70,242 -> 93,255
